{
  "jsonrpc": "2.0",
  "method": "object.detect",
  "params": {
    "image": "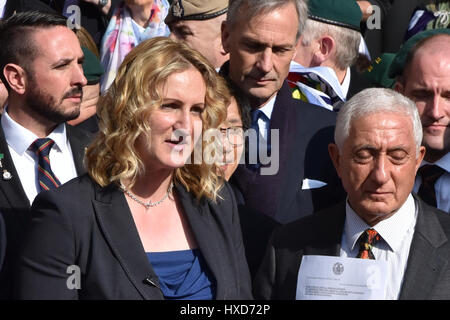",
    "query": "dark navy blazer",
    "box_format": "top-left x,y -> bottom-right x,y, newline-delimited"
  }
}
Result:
0,213 -> 5,275
230,81 -> 346,278
15,175 -> 253,300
